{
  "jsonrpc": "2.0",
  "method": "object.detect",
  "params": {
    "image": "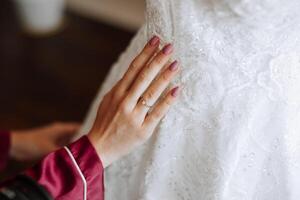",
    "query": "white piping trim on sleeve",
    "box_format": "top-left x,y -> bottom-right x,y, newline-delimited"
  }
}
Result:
64,146 -> 87,200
